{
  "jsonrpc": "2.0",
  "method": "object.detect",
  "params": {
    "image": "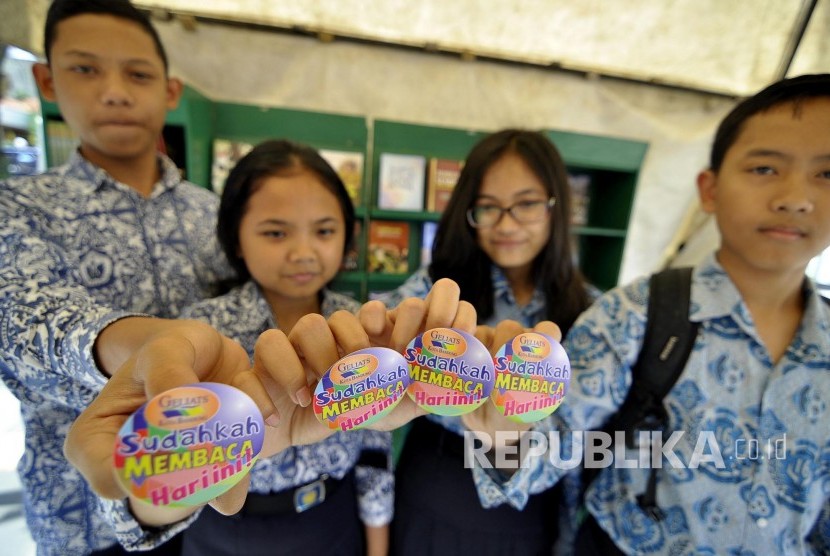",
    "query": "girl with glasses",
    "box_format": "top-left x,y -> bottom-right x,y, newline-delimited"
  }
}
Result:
378,129 -> 594,555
